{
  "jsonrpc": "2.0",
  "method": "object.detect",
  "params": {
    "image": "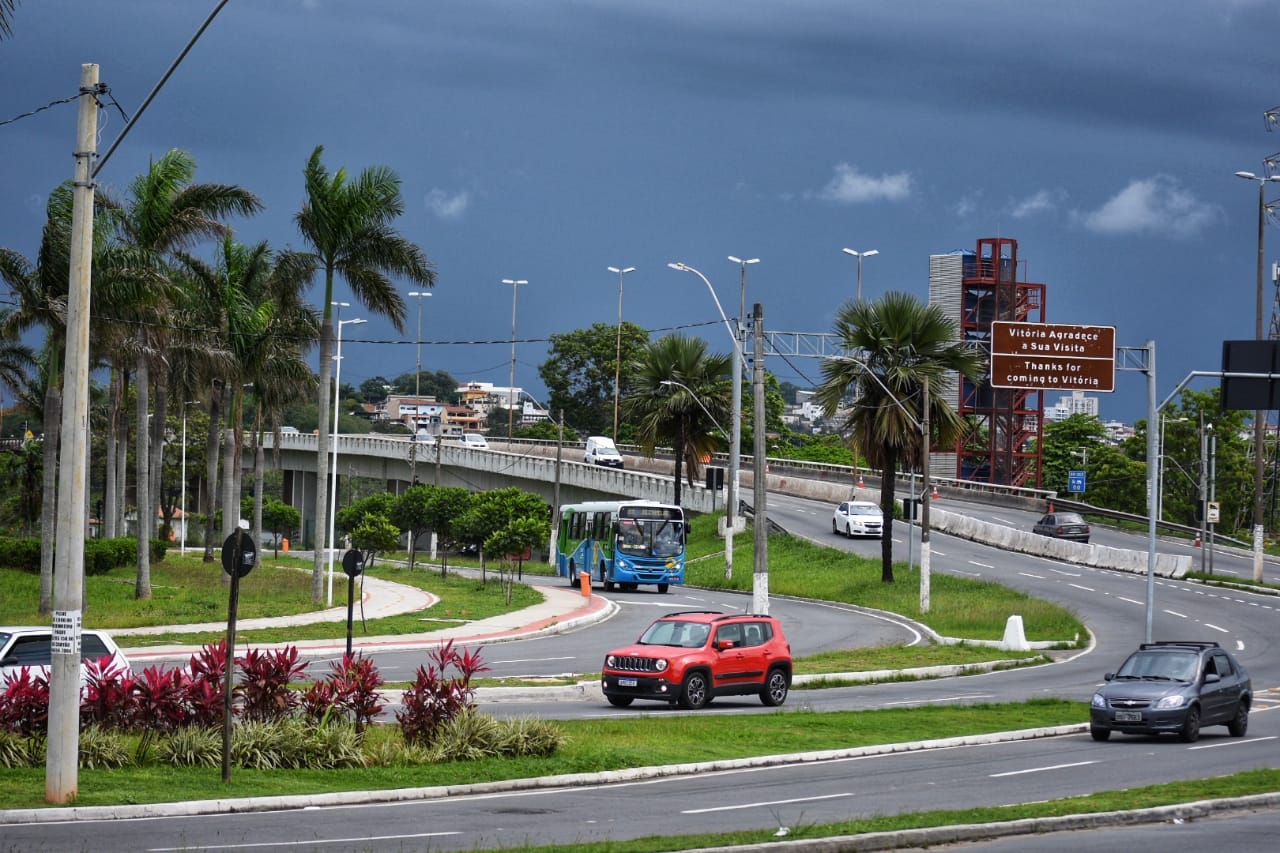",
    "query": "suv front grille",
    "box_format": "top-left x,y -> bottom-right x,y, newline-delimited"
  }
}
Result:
611,656 -> 662,673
